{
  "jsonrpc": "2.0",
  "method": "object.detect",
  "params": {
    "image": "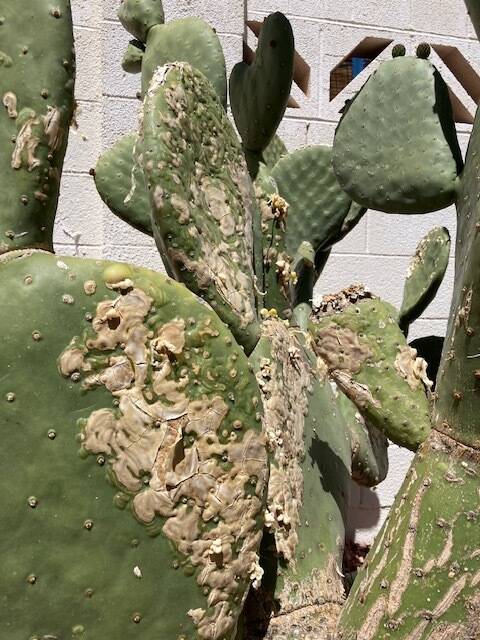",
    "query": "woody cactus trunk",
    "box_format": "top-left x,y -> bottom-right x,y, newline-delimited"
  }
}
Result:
0,2 -> 478,640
